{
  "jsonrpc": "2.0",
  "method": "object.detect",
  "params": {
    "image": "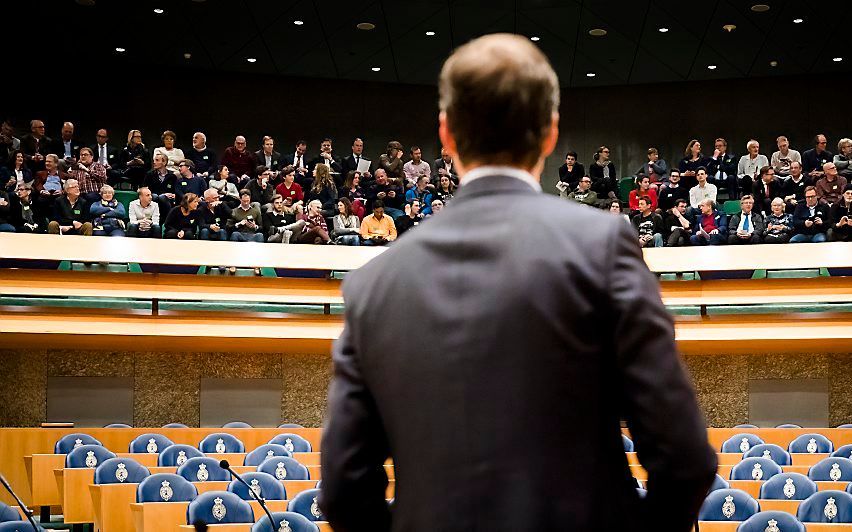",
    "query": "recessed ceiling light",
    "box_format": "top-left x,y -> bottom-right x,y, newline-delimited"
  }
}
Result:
357,22 -> 376,31
425,31 -> 435,36
115,47 -> 126,53
184,52 -> 192,60
530,36 -> 540,42
153,8 -> 164,14
751,4 -> 770,12
371,67 -> 381,72
293,20 -> 304,25
723,24 -> 737,32
658,27 -> 669,33
589,28 -> 607,37
246,57 -> 257,63
833,57 -> 843,62
792,18 -> 803,24
707,65 -> 717,70
770,60 -> 778,67
586,72 -> 596,78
